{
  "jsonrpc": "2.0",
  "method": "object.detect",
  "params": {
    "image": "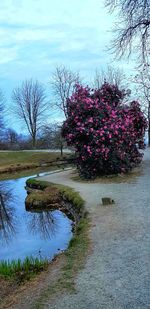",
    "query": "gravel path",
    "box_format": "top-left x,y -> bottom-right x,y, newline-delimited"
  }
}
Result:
39,149 -> 150,309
